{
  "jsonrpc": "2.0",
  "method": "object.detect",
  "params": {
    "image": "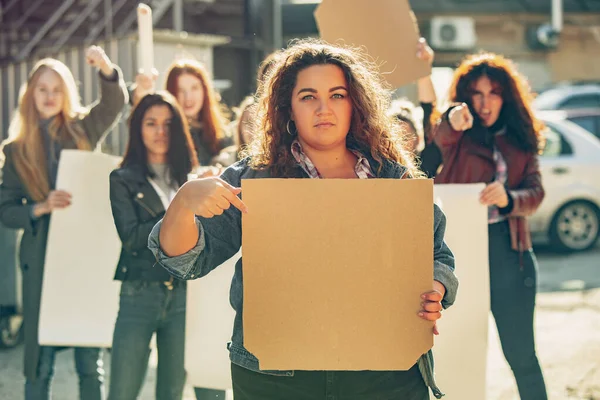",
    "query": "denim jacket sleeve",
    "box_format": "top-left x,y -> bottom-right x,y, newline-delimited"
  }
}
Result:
433,203 -> 458,309
148,164 -> 243,280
